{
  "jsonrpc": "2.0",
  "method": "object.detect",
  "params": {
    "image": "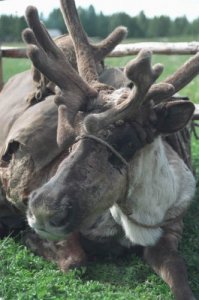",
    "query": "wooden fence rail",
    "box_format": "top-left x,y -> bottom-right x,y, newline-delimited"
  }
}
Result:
1,47 -> 27,58
1,41 -> 199,59
109,41 -> 199,56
